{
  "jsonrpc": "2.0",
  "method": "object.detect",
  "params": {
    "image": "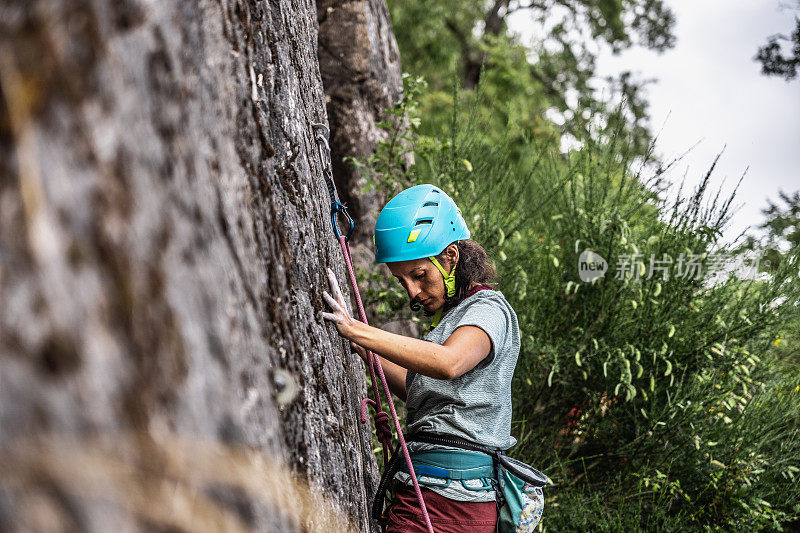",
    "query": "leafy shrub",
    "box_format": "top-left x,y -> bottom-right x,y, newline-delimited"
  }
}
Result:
353,77 -> 800,530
